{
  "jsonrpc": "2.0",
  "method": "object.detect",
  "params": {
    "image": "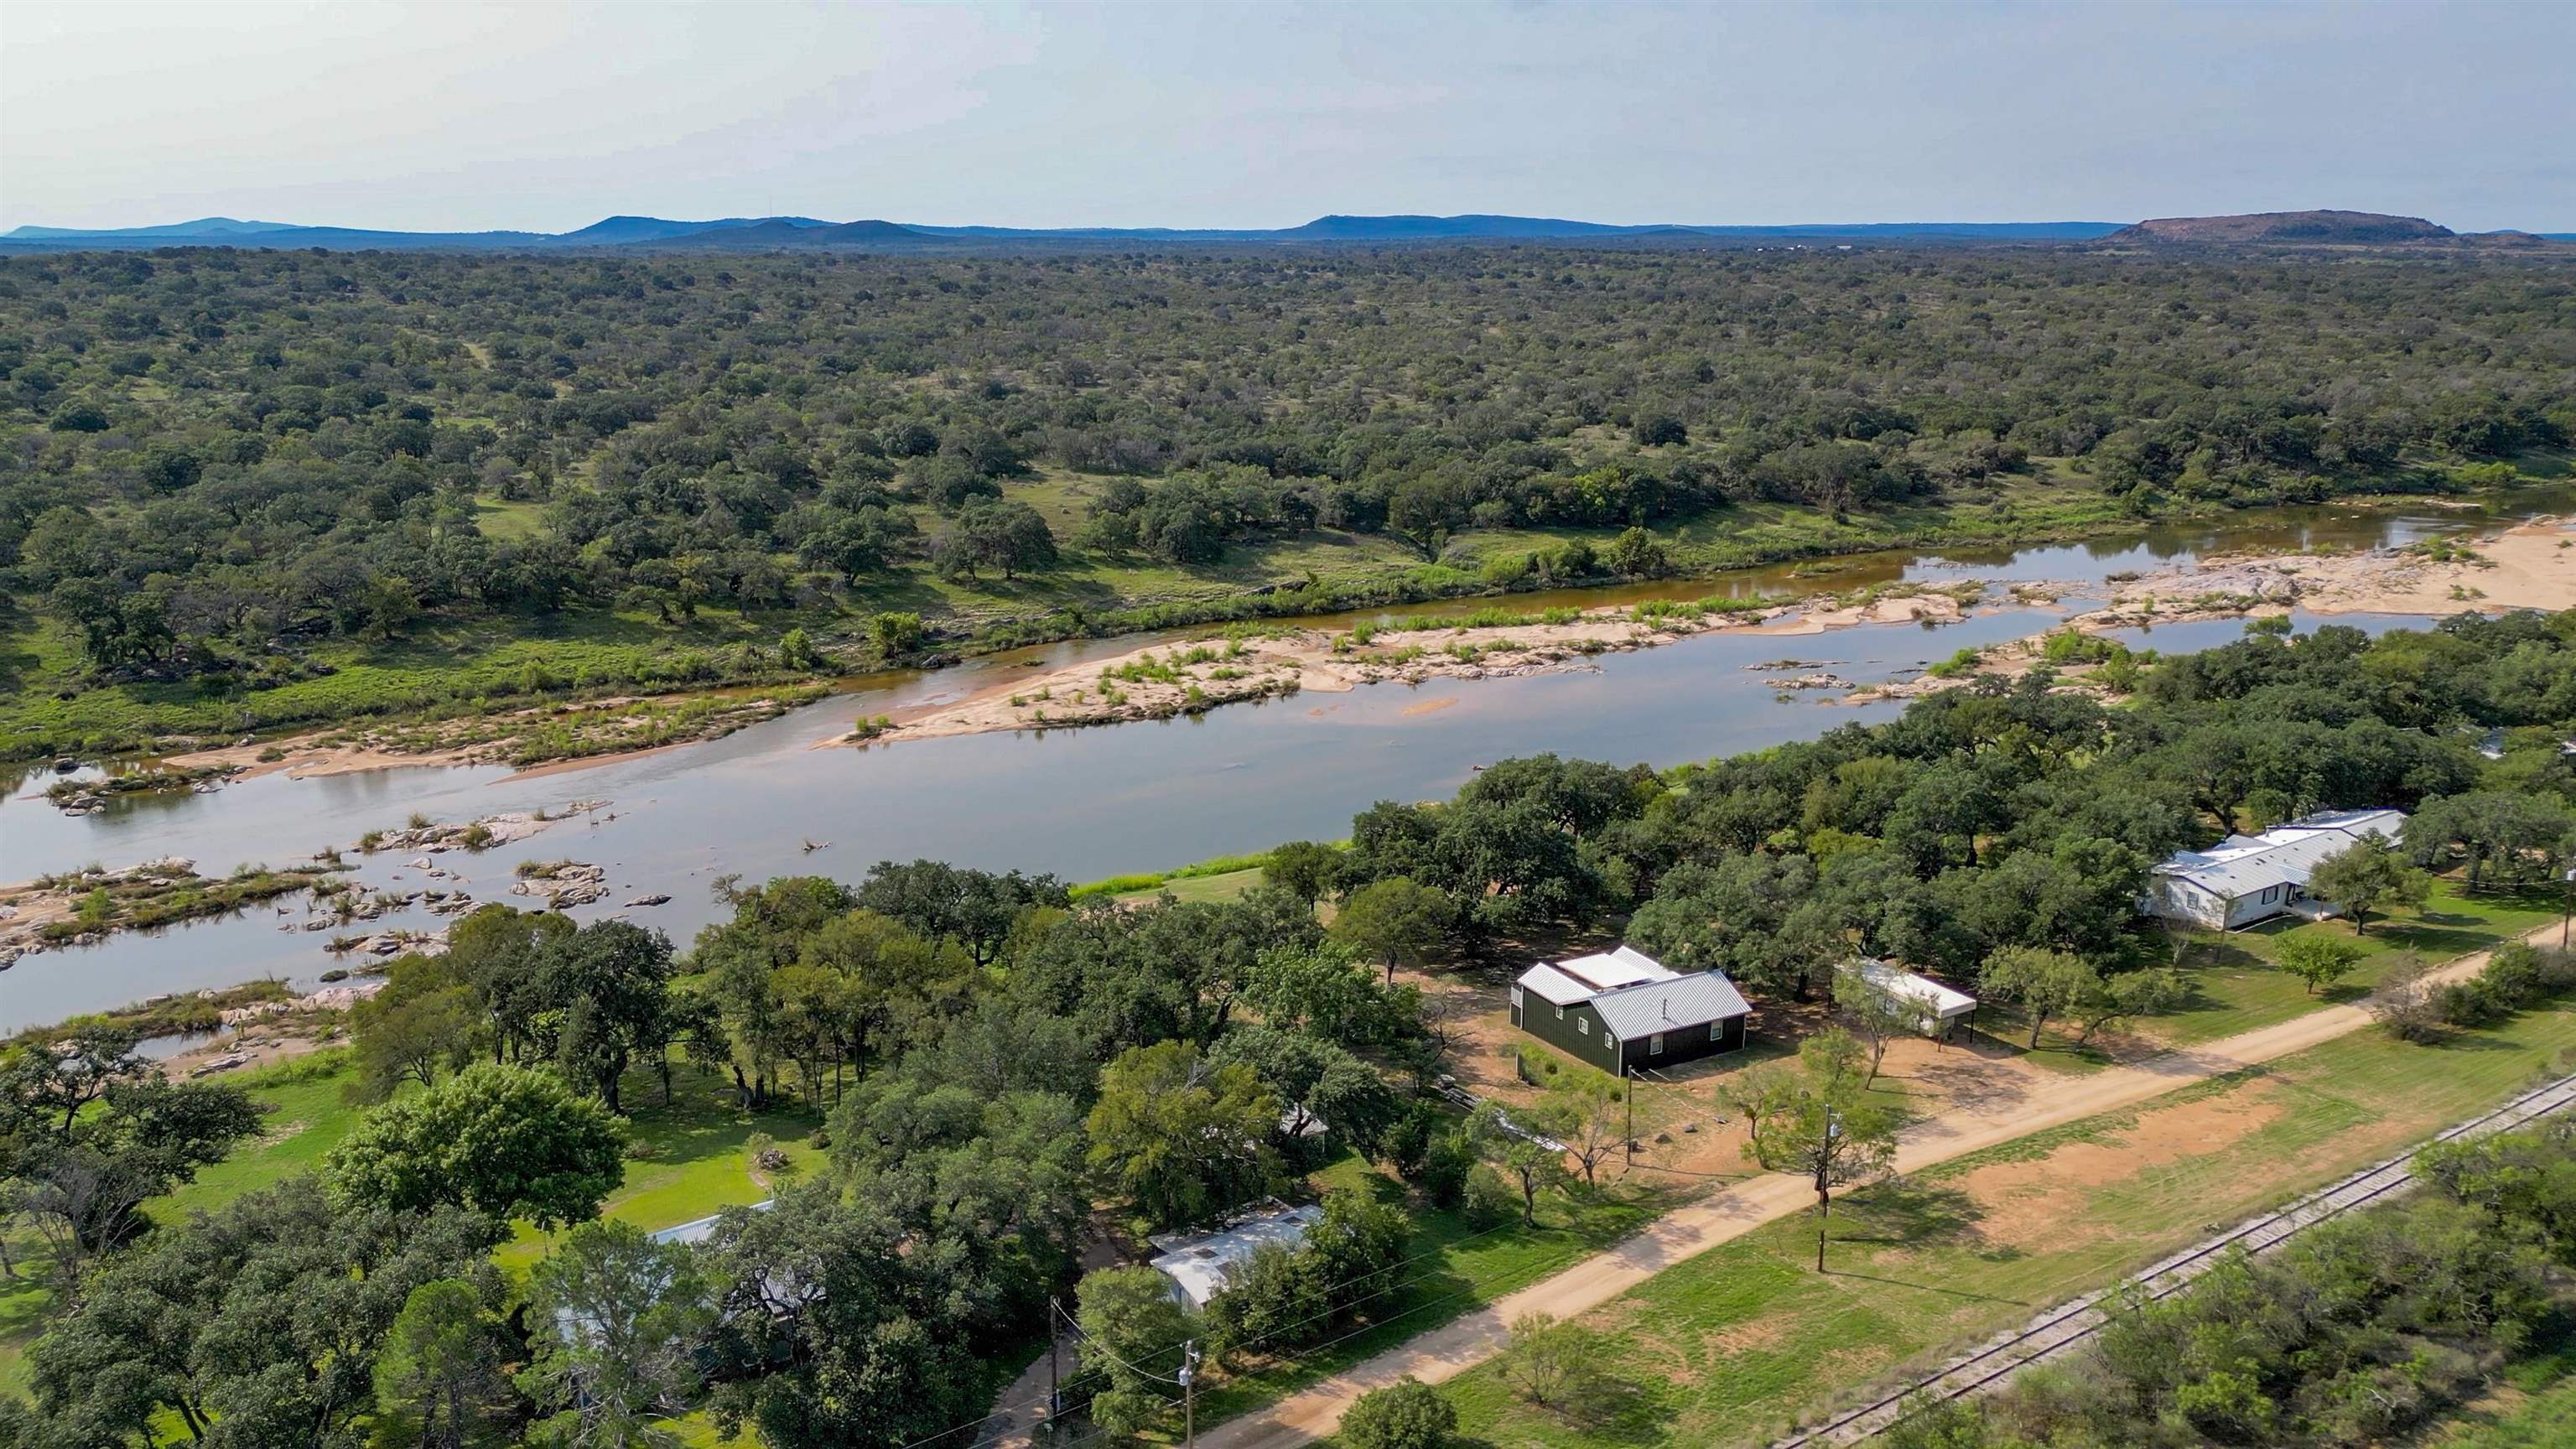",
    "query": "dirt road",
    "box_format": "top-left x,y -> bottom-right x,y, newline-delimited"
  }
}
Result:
1197,924 -> 2557,1449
